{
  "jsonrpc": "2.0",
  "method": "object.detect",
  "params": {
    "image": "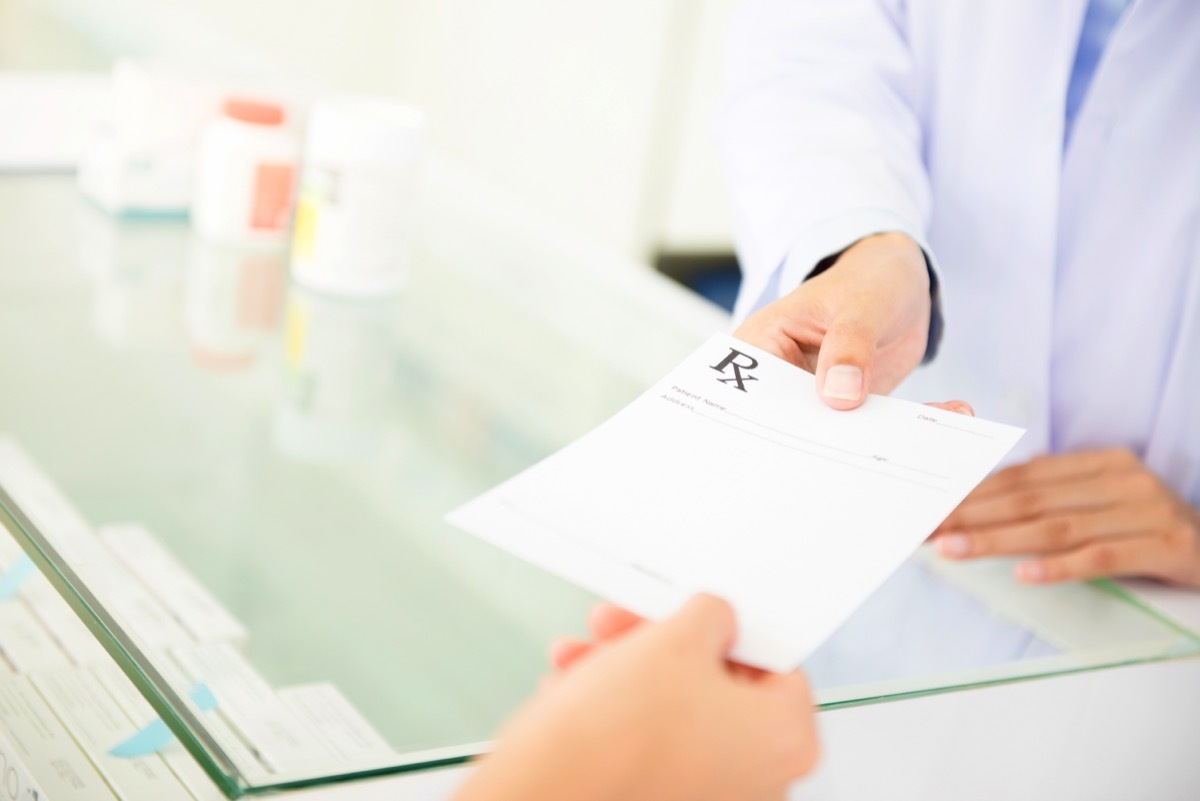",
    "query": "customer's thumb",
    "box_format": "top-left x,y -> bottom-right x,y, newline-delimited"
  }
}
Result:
665,594 -> 738,658
815,316 -> 877,410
